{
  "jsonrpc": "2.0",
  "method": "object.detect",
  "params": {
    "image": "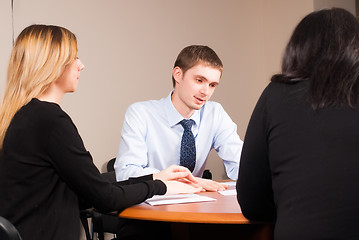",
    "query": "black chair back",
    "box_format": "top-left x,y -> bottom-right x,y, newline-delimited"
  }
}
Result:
0,216 -> 22,240
80,158 -> 118,240
107,158 -> 116,172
